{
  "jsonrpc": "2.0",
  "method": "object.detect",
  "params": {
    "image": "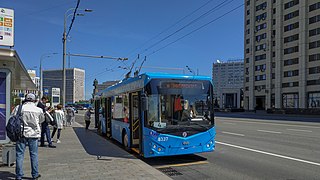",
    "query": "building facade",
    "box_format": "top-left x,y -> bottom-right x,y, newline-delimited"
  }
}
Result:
212,60 -> 244,109
27,70 -> 40,90
43,68 -> 85,103
244,0 -> 320,111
